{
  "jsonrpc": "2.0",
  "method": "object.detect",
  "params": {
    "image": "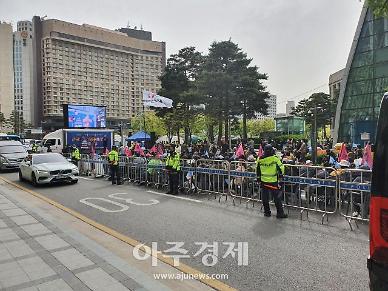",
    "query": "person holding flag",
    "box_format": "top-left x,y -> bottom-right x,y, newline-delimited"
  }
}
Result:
362,143 -> 373,169
338,143 -> 349,162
